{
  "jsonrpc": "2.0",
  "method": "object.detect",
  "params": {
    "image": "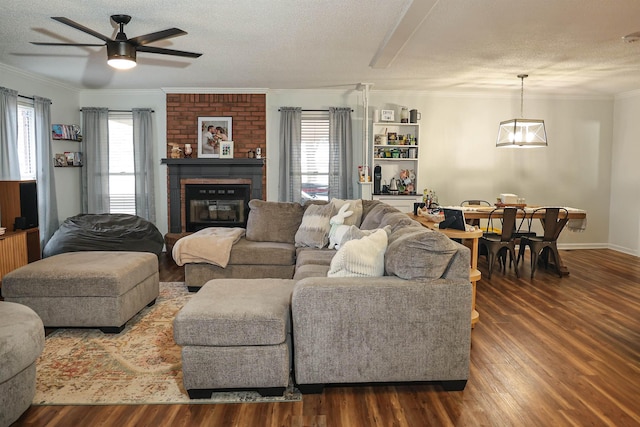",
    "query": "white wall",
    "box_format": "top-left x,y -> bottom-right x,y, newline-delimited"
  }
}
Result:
0,64 -> 81,225
611,92 -> 640,255
267,89 -> 614,249
78,89 -> 168,234
1,65 -> 624,250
